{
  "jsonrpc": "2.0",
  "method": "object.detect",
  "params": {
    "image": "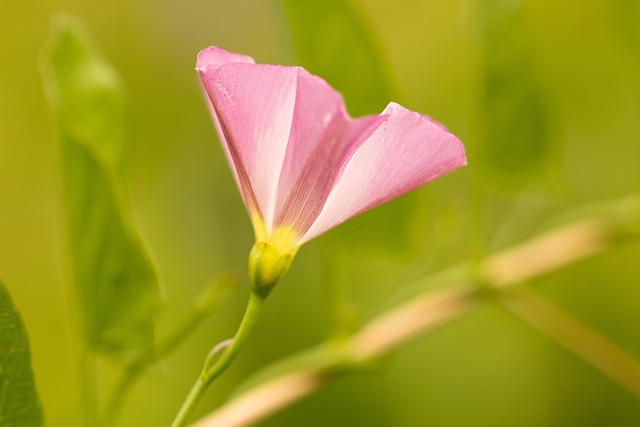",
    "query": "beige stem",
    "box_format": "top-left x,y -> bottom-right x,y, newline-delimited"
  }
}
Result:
192,218 -> 627,427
